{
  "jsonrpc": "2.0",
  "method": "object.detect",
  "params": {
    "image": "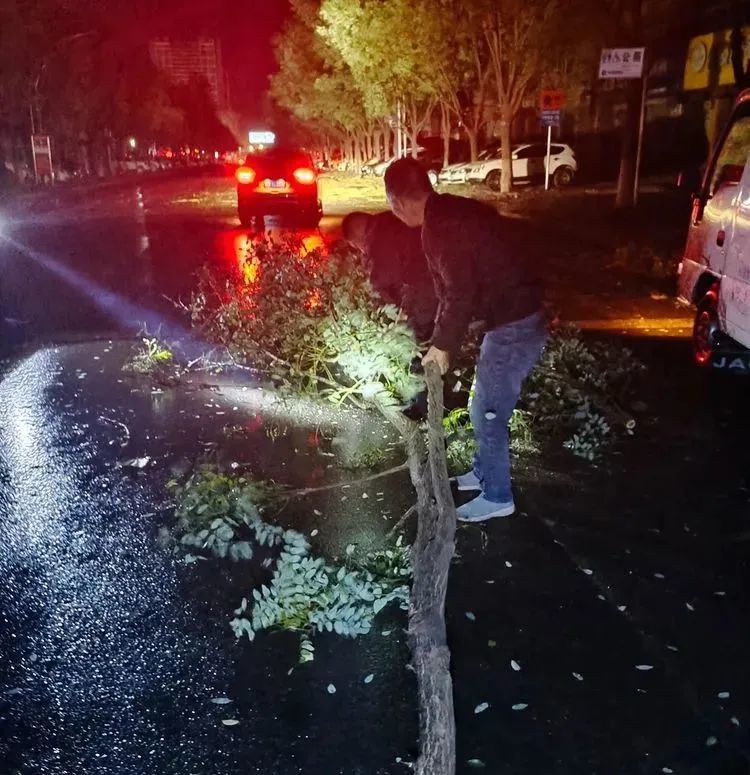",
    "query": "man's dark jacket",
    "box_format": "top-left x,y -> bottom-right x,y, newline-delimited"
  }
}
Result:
422,192 -> 542,353
364,211 -> 437,341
